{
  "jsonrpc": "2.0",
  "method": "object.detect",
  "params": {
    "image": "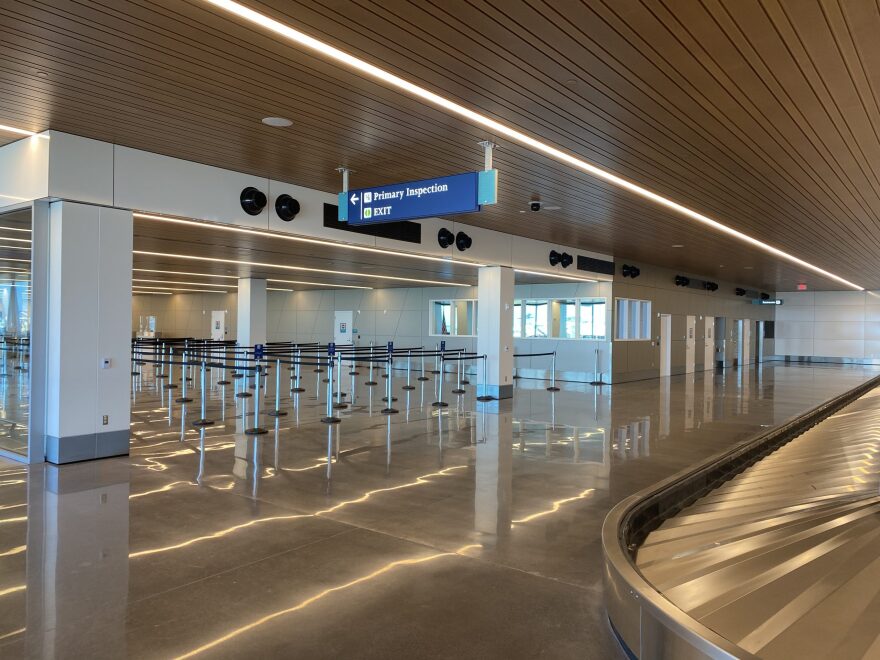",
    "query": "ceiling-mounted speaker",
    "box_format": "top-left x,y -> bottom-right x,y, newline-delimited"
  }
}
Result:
622,264 -> 641,278
674,275 -> 690,287
704,281 -> 718,292
761,292 -> 770,300
275,194 -> 300,222
549,250 -> 562,266
438,228 -> 455,249
560,252 -> 573,268
240,187 -> 267,216
735,288 -> 746,296
455,231 -> 472,251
